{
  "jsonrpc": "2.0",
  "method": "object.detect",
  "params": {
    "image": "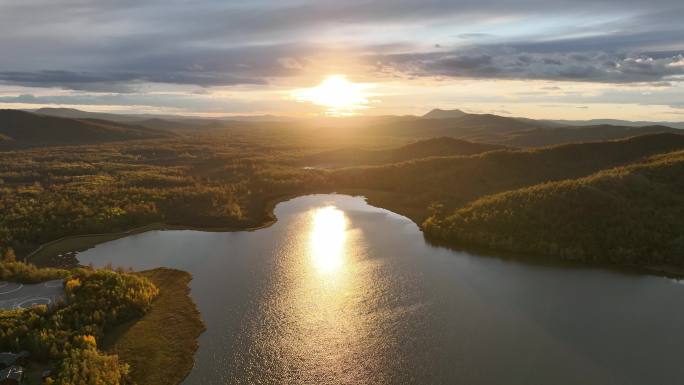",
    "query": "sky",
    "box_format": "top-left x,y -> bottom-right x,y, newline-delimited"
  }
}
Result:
1,0 -> 683,120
